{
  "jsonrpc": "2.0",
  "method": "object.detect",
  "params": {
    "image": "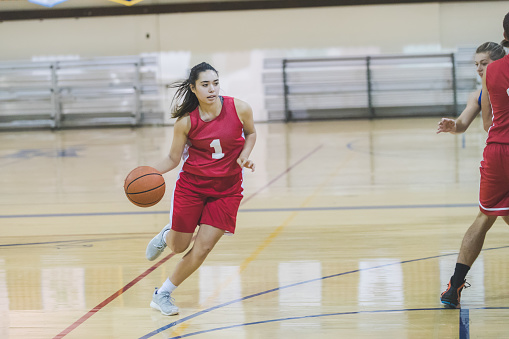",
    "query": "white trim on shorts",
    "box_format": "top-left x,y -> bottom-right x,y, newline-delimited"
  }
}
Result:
479,200 -> 509,211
